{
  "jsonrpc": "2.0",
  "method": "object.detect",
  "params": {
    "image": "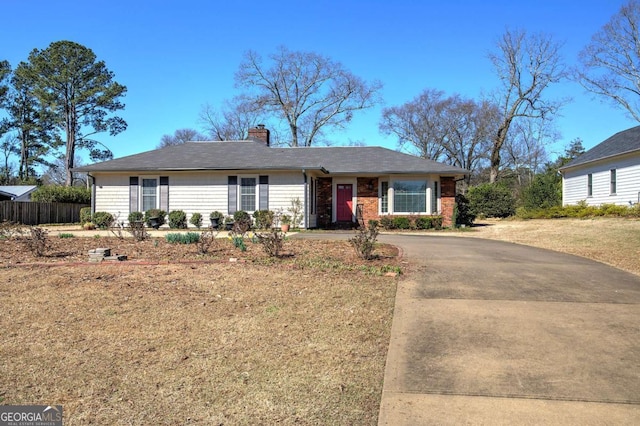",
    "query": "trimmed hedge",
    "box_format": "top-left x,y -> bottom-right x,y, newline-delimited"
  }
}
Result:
31,185 -> 91,203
